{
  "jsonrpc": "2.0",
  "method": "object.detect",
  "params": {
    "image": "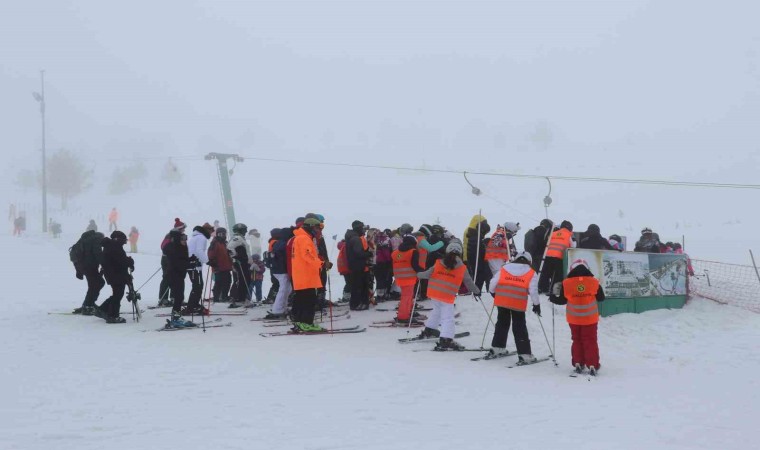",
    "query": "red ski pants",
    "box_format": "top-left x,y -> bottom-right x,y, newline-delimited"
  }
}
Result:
569,323 -> 600,369
396,284 -> 415,320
